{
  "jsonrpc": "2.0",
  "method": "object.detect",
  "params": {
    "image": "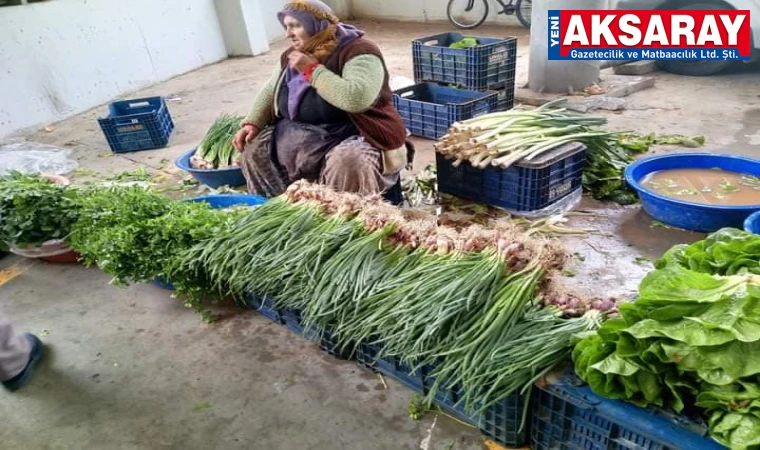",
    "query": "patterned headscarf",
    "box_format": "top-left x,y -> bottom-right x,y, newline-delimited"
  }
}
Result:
278,0 -> 365,119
